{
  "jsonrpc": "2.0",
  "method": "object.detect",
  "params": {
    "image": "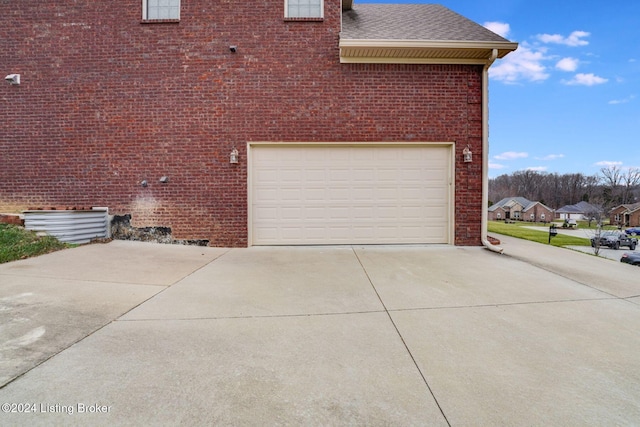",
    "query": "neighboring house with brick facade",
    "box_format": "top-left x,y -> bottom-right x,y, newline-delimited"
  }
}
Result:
488,197 -> 554,223
610,202 -> 640,227
0,0 -> 516,247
